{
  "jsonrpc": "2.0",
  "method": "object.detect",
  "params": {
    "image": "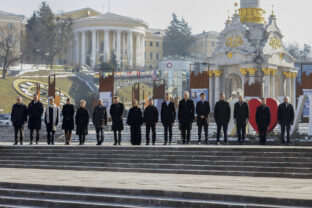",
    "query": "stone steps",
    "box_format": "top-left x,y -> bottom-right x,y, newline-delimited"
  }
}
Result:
0,146 -> 312,178
0,182 -> 309,208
